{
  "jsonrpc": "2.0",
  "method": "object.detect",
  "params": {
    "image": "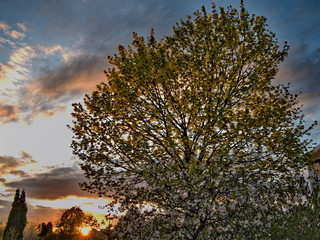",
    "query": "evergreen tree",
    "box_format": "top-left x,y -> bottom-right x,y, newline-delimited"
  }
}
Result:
3,189 -> 28,240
